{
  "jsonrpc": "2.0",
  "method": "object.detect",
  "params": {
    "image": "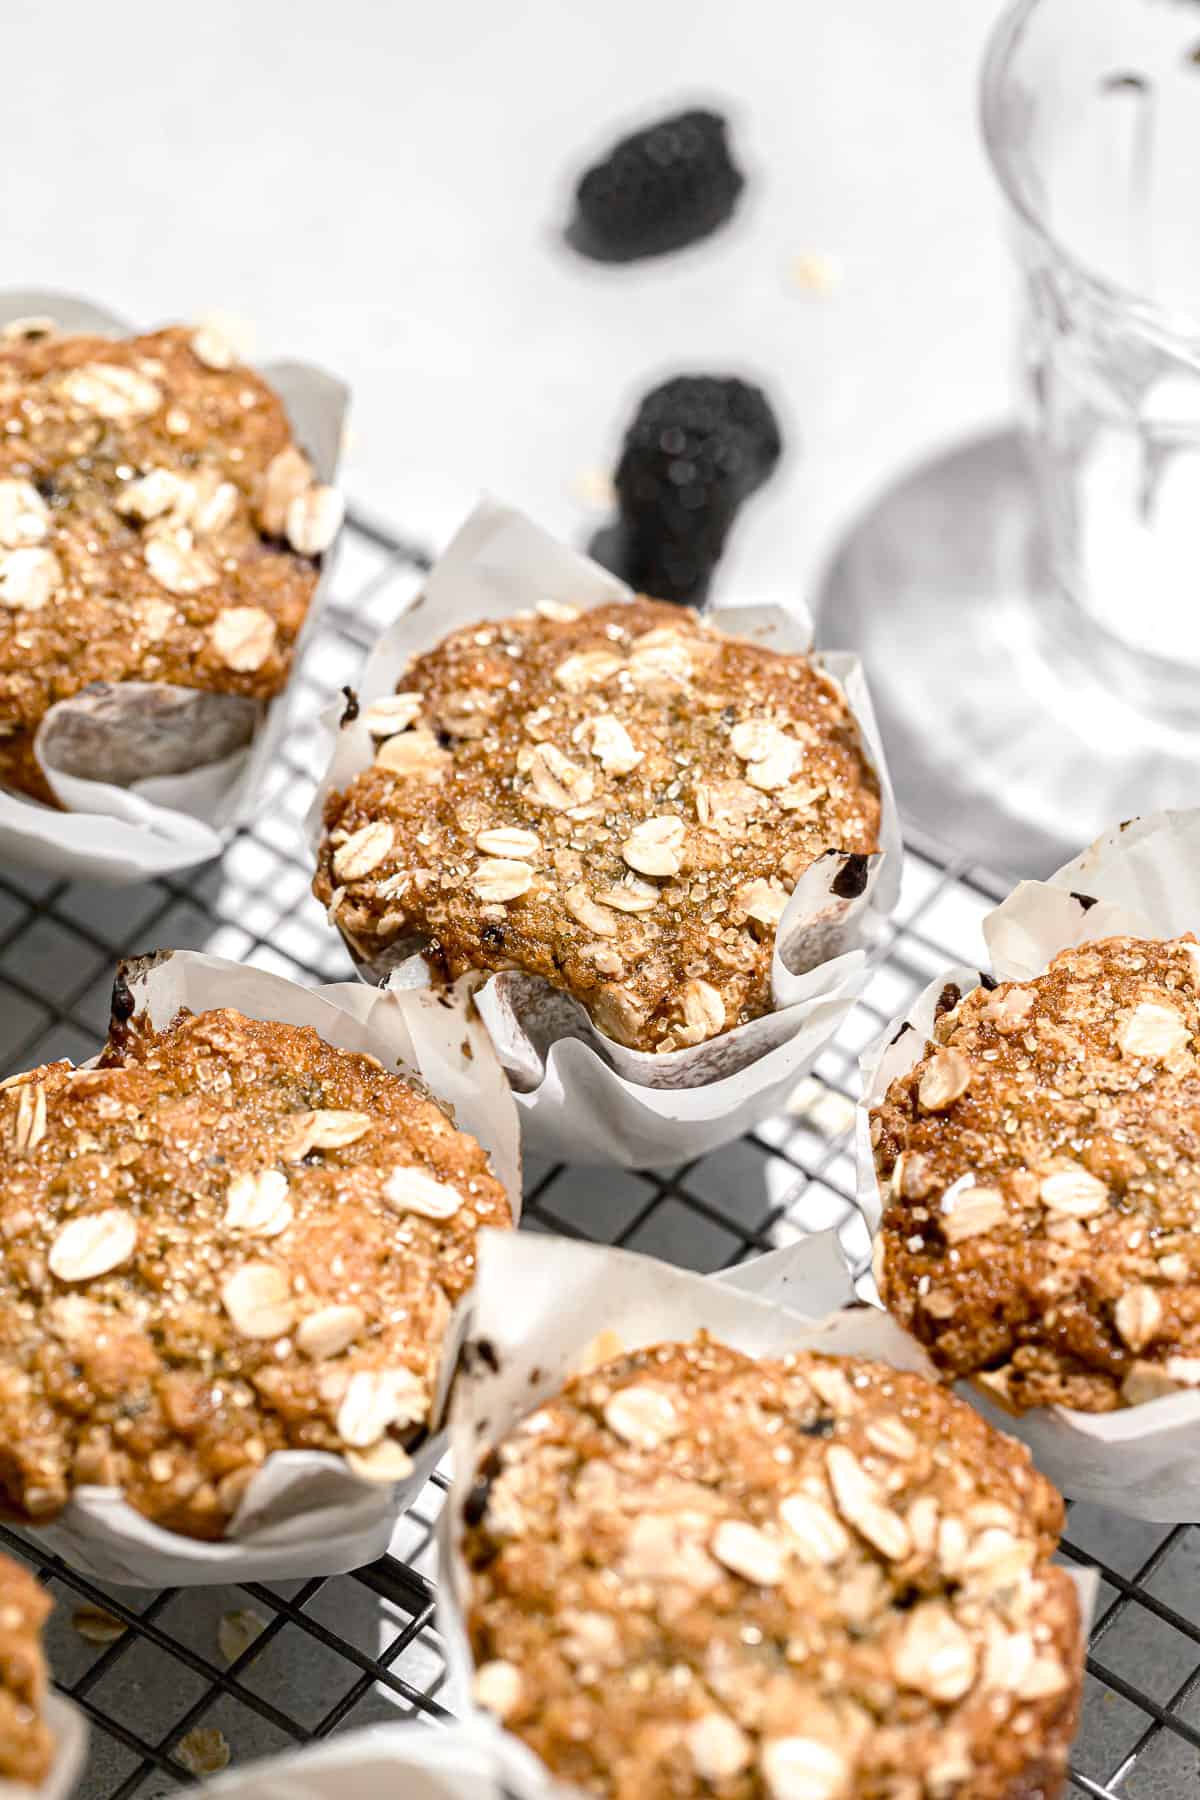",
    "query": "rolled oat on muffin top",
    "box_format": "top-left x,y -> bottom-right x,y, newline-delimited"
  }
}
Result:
0,321 -> 340,805
315,598 -> 881,1056
872,933 -> 1200,1415
0,996 -> 511,1540
462,1335 -> 1082,1800
0,1552 -> 54,1787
